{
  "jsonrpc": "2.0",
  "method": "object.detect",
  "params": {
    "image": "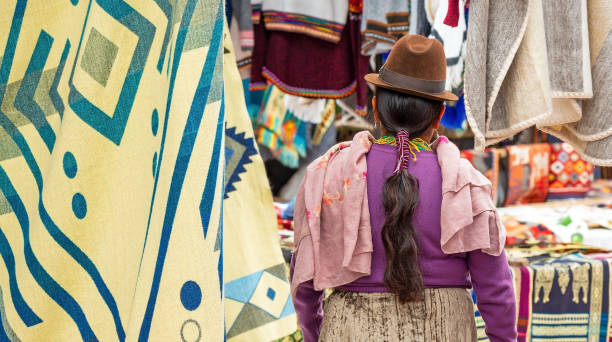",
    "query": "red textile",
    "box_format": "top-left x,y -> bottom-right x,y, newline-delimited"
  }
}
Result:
505,144 -> 551,205
250,12 -> 369,110
548,143 -> 593,199
443,0 -> 460,27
